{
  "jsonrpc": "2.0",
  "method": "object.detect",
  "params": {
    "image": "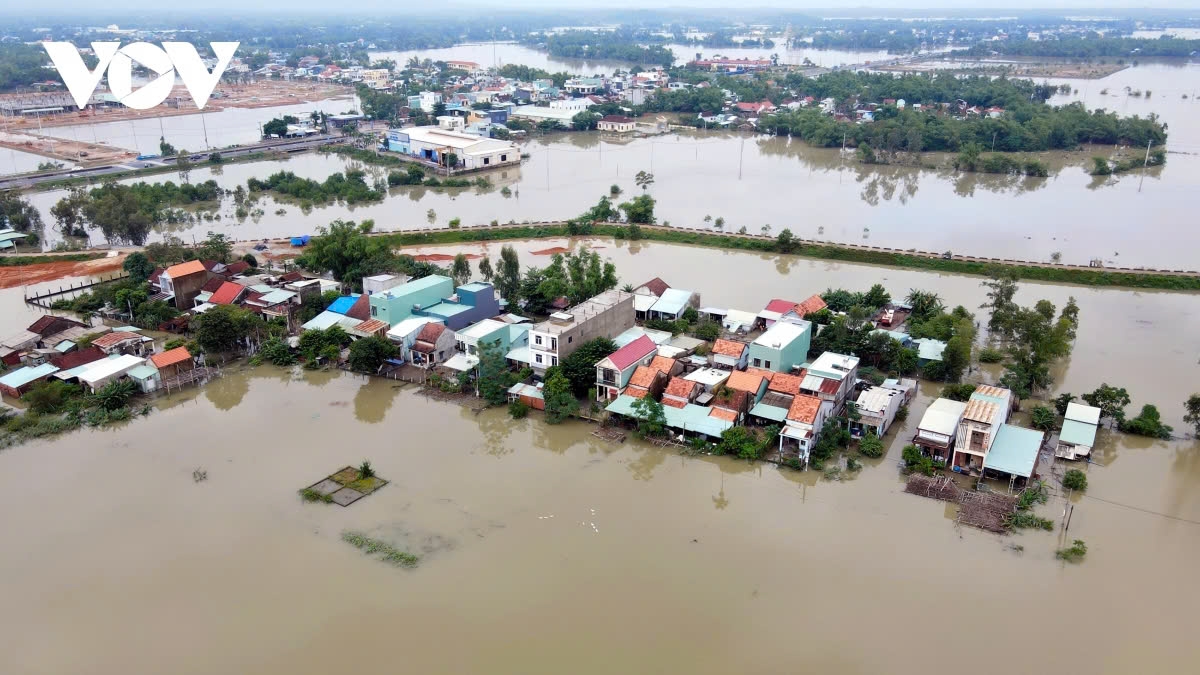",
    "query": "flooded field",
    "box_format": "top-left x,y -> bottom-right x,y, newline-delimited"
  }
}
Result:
369,41 -> 896,74
1,242 -> 1198,674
